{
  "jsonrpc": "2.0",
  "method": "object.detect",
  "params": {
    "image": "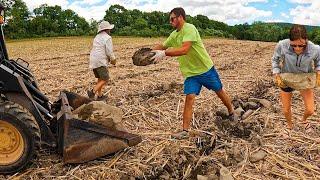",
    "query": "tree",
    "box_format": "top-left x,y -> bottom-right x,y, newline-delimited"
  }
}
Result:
30,4 -> 90,37
4,0 -> 30,38
104,5 -> 129,30
133,17 -> 148,29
